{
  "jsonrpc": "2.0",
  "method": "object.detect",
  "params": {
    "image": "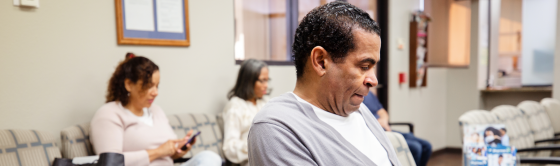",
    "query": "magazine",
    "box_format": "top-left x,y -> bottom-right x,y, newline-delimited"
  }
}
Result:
463,124 -> 517,166
487,146 -> 517,166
